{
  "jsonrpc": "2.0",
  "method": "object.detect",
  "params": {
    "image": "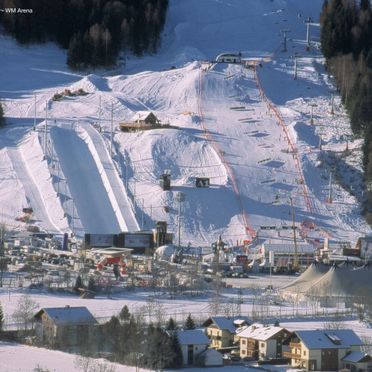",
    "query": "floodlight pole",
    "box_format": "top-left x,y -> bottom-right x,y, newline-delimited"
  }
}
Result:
98,95 -> 102,127
328,173 -> 333,203
110,103 -> 113,157
294,56 -> 298,80
290,197 -> 299,271
34,95 -> 36,130
281,29 -> 290,52
305,17 -> 312,47
176,192 -> 185,247
44,102 -> 48,157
